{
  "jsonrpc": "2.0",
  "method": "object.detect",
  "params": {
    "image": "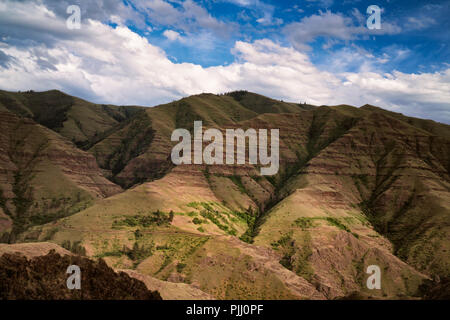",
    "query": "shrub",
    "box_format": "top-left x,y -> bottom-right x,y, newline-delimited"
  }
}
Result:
134,229 -> 142,239
61,240 -> 86,256
325,217 -> 351,233
113,211 -> 172,228
294,218 -> 315,230
126,242 -> 154,261
176,263 -> 187,273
